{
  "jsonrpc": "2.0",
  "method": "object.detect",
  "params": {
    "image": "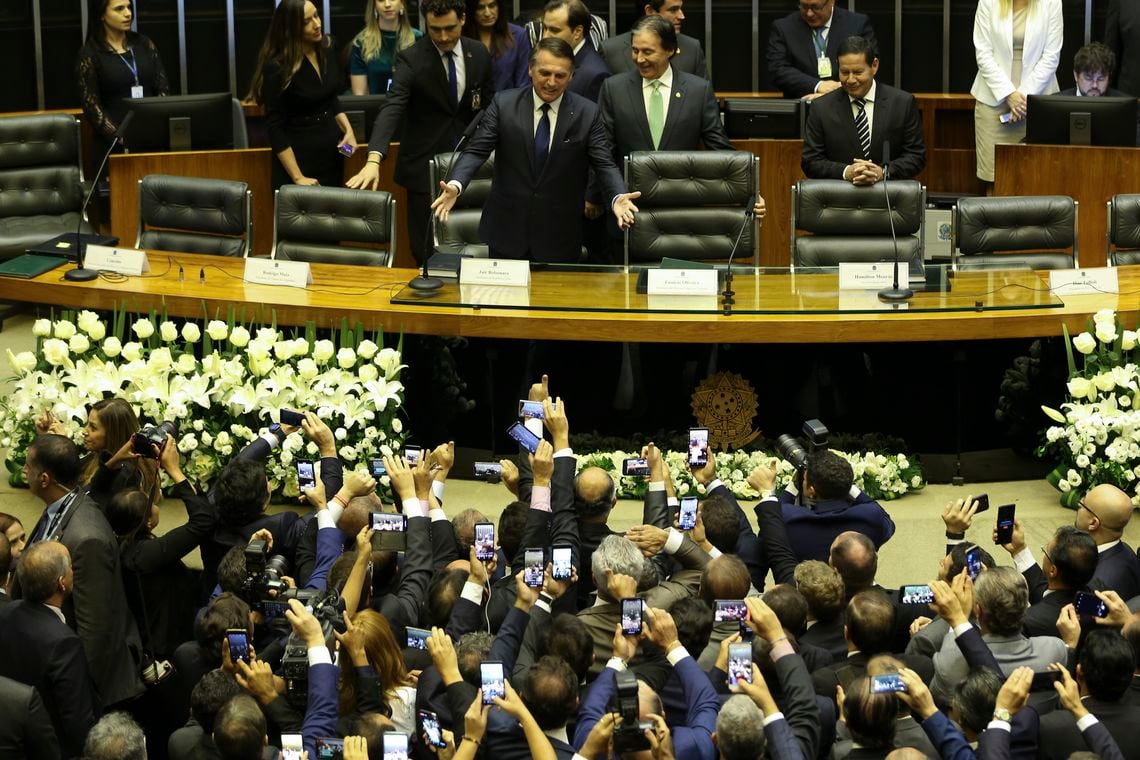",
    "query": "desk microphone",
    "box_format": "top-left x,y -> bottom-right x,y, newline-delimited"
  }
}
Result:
409,109 -> 485,292
721,204 -> 755,316
876,140 -> 913,302
66,111 -> 134,282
